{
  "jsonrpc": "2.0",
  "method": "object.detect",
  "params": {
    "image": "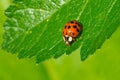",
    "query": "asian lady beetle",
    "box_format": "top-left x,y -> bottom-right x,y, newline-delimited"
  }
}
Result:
62,20 -> 82,45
